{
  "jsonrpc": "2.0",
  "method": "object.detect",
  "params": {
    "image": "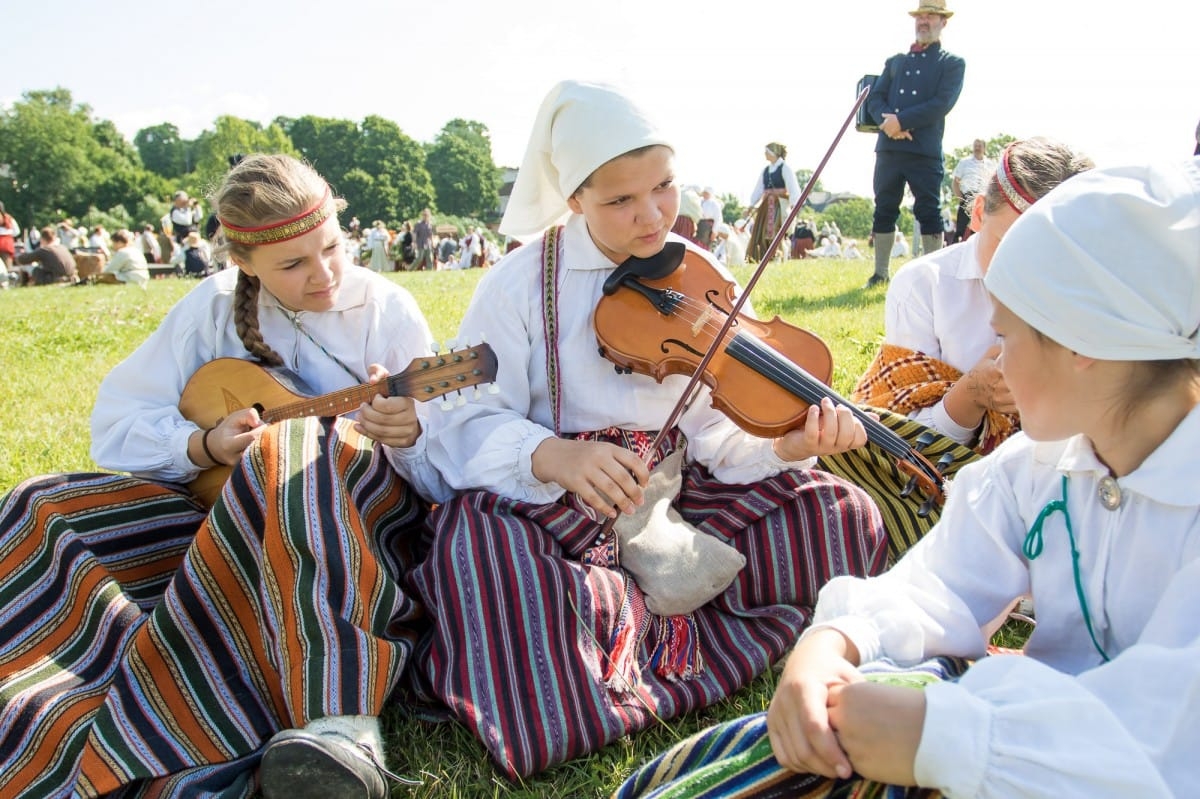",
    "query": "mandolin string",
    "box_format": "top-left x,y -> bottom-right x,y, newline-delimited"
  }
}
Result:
648,291 -> 936,479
